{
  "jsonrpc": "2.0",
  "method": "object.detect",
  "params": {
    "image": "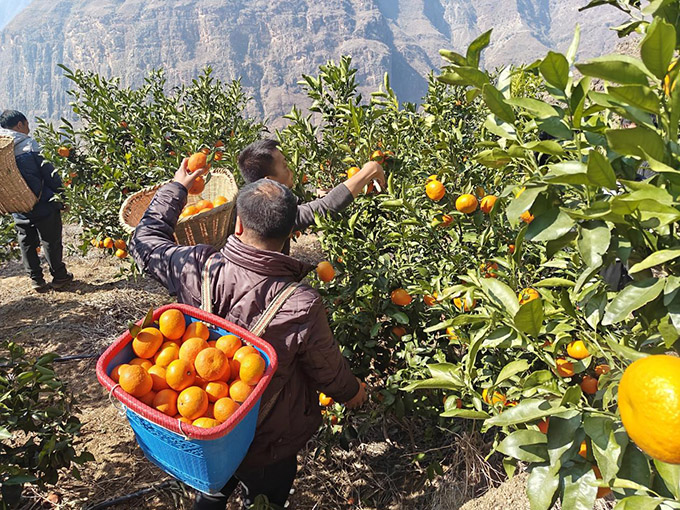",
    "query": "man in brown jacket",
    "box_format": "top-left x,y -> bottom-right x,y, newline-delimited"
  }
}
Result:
129,160 -> 366,509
